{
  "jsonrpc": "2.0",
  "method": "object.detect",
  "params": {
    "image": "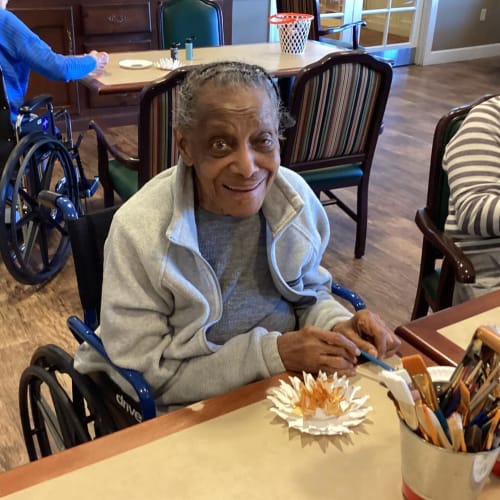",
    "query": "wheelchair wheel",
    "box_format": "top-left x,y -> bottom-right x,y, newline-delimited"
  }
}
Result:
0,133 -> 79,284
19,344 -> 116,461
